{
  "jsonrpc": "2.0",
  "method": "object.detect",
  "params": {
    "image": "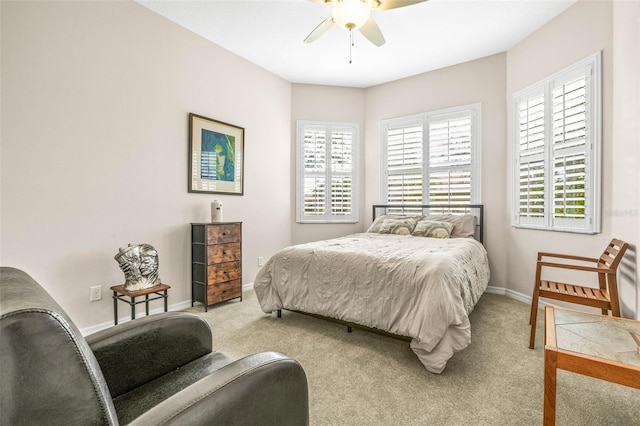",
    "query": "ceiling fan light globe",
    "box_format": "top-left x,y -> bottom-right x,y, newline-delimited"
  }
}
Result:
332,0 -> 371,30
